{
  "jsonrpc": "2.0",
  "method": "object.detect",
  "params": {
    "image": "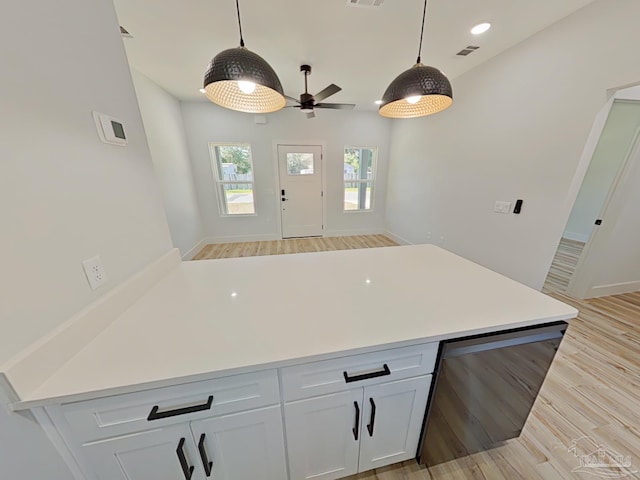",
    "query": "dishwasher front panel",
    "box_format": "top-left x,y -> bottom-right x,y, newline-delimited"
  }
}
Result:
419,322 -> 566,467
